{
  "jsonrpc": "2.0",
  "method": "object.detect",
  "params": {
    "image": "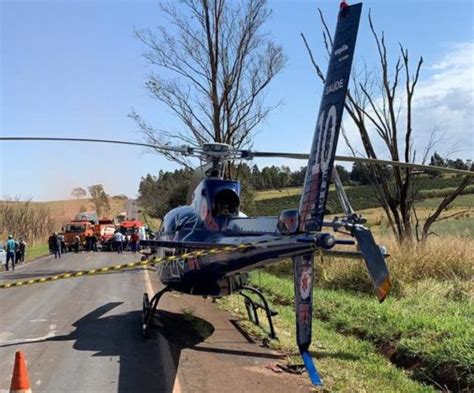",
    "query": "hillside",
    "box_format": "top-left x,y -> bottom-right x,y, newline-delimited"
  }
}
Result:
33,197 -> 128,228
252,177 -> 473,216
